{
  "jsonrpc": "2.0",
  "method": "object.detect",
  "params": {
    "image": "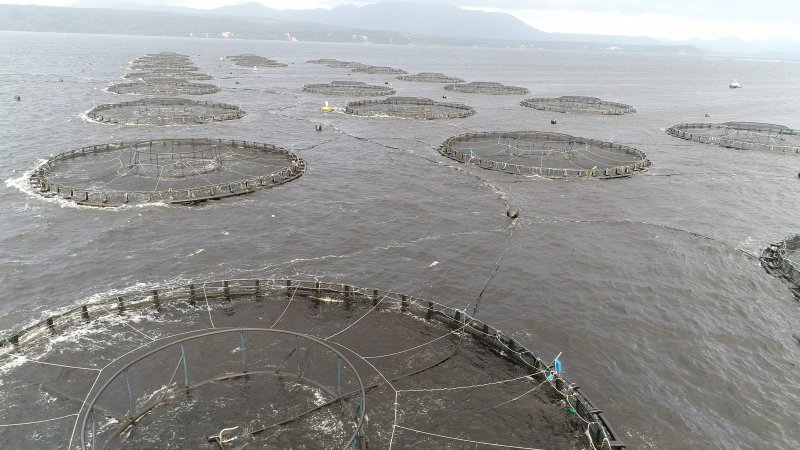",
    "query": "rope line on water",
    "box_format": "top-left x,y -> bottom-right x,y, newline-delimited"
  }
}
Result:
393,425 -> 545,449
0,413 -> 79,428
